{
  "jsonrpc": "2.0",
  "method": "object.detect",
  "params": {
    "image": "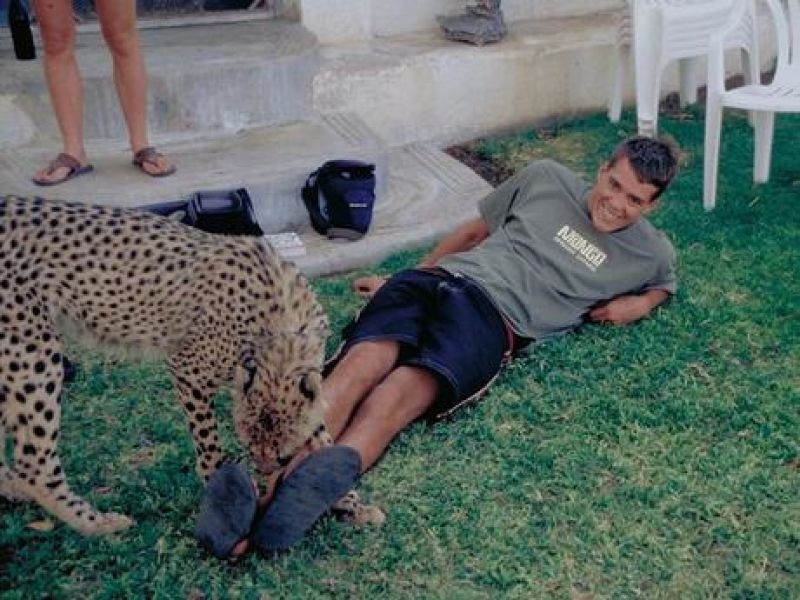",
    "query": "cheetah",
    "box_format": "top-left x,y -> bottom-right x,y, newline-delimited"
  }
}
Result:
0,195 -> 380,535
